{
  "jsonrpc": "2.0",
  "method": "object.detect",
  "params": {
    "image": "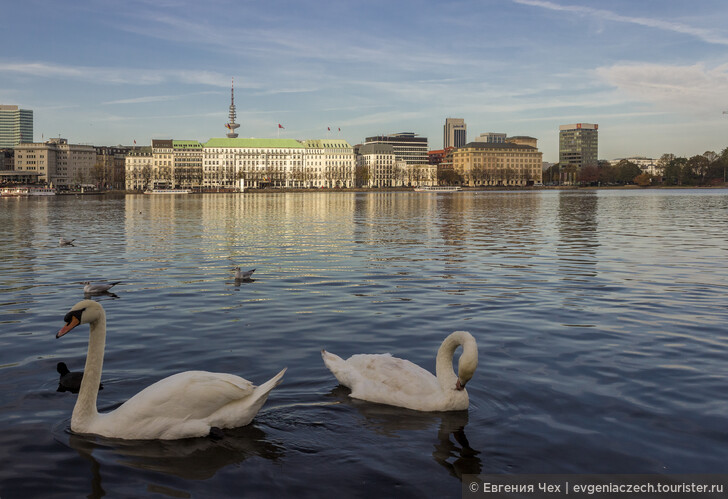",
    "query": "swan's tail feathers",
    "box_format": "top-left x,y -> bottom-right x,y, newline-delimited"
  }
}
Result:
239,368 -> 286,425
209,369 -> 286,430
109,281 -> 122,287
321,350 -> 351,387
321,349 -> 345,372
255,368 -> 286,396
